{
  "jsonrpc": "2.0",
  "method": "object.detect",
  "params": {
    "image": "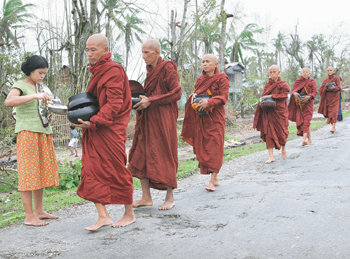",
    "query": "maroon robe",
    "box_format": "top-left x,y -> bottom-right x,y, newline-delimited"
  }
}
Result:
318,75 -> 341,124
288,76 -> 317,136
128,57 -> 181,190
253,77 -> 290,149
77,53 -> 133,205
181,68 -> 229,174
